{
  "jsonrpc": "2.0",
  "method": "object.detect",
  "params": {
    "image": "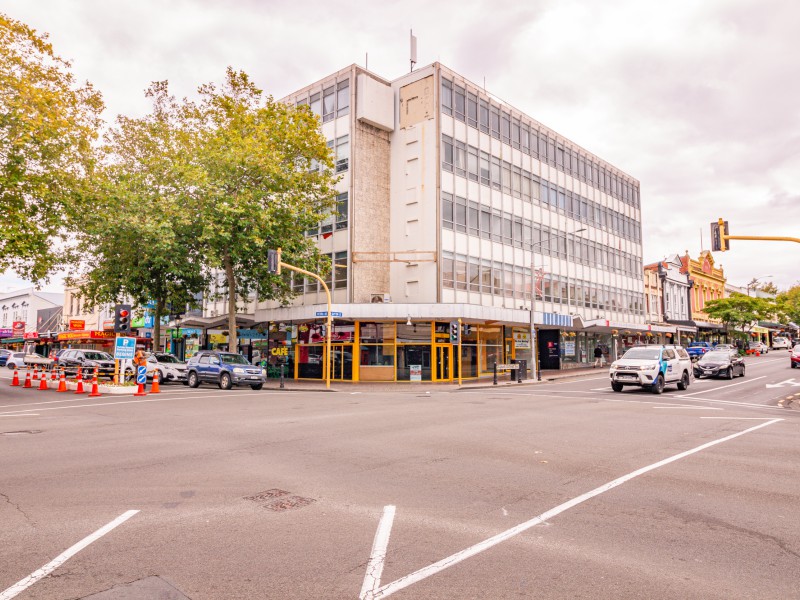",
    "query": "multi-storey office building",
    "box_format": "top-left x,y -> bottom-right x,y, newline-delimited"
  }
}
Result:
254,63 -> 646,382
